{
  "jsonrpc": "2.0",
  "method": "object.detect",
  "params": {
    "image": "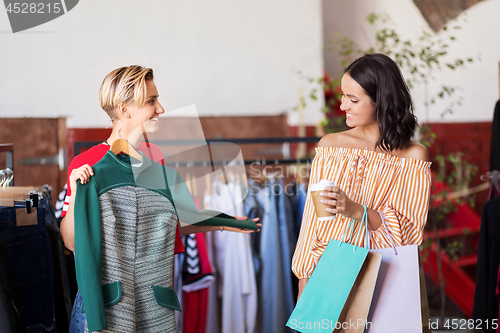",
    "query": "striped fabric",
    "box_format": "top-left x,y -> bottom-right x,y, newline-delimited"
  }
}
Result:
291,147 -> 432,279
85,186 -> 178,333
